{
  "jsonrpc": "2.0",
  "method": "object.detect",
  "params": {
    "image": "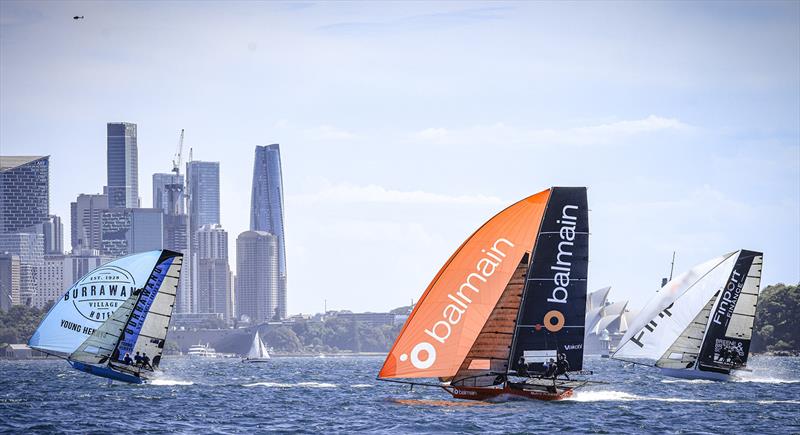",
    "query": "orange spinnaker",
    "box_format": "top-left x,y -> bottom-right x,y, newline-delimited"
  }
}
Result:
379,189 -> 550,378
